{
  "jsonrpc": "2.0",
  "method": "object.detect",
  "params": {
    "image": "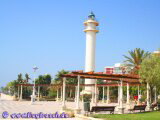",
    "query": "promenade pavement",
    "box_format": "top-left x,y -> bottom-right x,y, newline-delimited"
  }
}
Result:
0,98 -> 132,119
0,98 -> 83,119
